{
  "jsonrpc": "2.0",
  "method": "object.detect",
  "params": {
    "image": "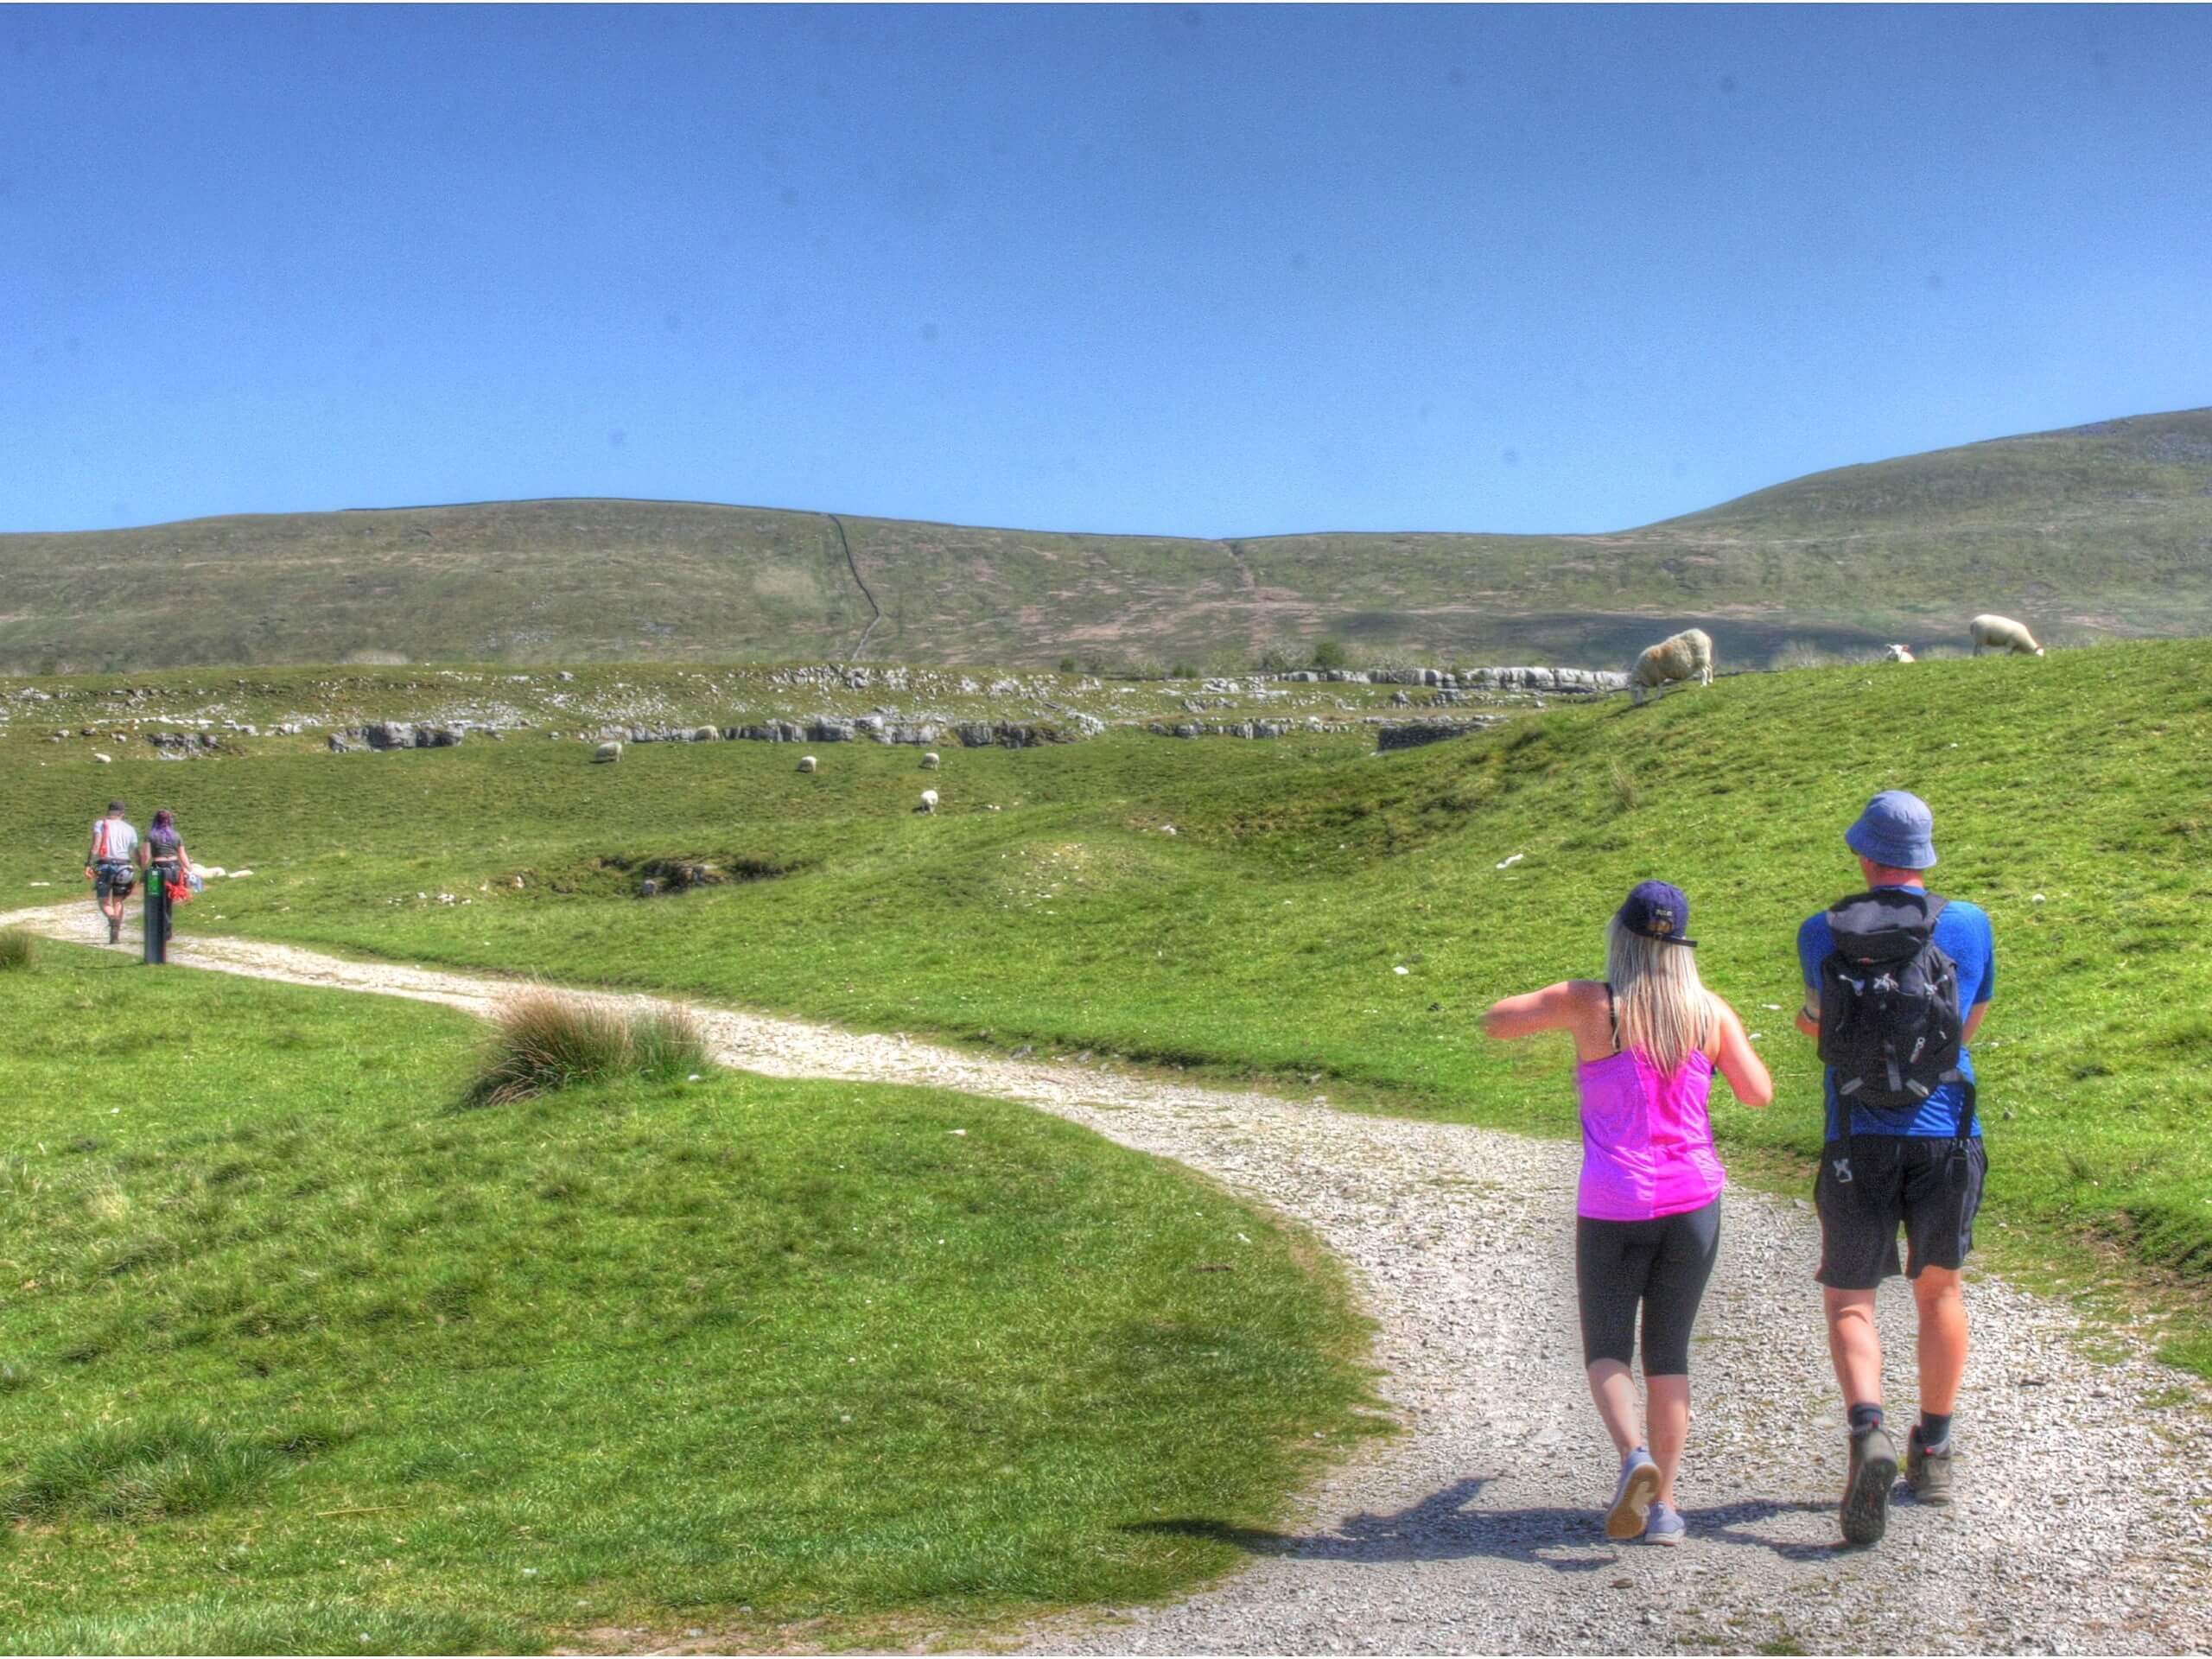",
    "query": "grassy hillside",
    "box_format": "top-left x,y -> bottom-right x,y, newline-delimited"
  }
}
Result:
5,409 -> 2209,673
3,640 -> 2209,1373
0,950 -> 1373,1653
